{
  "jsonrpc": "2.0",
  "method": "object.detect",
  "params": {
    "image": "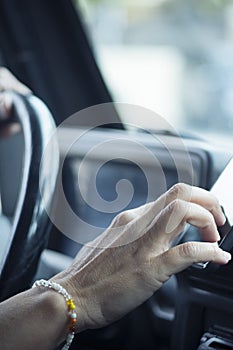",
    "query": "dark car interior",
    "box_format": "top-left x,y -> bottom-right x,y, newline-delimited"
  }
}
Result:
0,1 -> 233,349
